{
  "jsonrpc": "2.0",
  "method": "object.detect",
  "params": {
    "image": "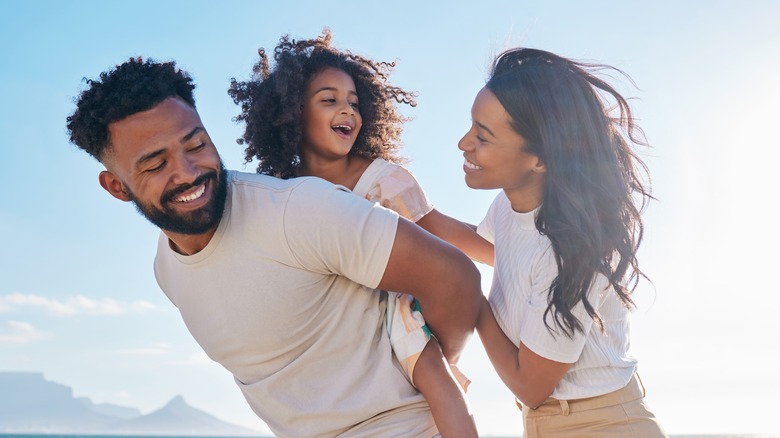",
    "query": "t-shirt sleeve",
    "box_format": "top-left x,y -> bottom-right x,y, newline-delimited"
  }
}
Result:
476,193 -> 502,244
364,165 -> 433,223
518,248 -> 611,363
282,178 -> 399,289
